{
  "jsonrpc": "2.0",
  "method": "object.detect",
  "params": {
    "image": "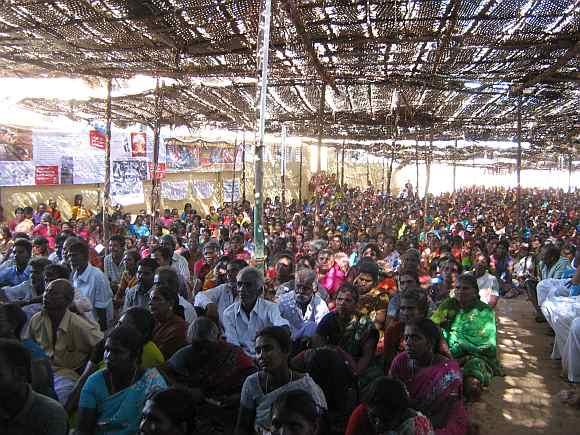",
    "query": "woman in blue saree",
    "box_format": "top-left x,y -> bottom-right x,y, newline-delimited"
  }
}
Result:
76,325 -> 167,435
